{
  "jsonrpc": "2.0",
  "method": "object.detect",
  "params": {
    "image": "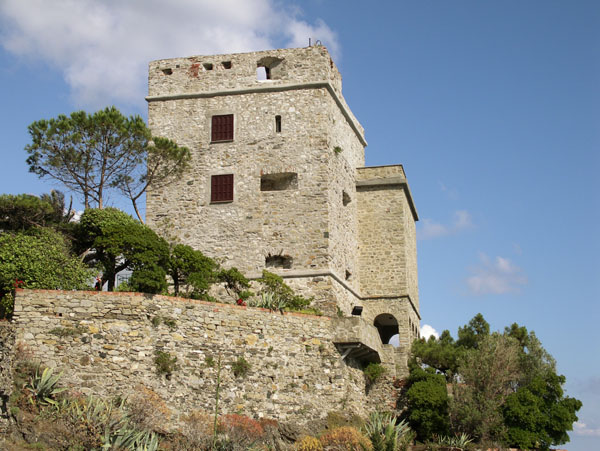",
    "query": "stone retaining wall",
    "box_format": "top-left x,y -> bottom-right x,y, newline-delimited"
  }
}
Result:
11,289 -> 398,427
